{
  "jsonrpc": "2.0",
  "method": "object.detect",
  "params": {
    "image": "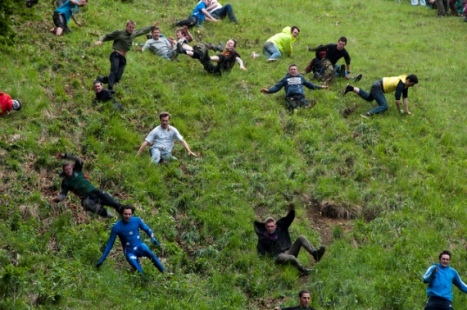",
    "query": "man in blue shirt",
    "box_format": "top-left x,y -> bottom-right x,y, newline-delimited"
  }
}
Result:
96,205 -> 165,274
51,0 -> 87,36
261,64 -> 327,112
175,0 -> 219,28
422,250 -> 467,309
